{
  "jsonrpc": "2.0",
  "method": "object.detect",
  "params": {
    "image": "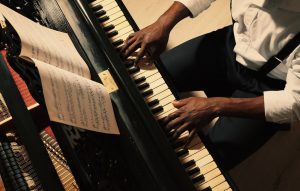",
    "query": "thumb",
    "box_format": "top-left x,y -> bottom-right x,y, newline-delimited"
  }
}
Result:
172,99 -> 187,108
